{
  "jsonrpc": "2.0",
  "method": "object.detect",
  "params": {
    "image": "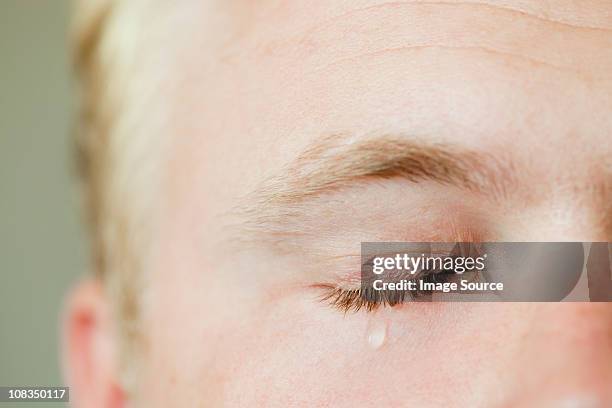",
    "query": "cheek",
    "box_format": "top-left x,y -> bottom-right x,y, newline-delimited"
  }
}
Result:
139,265 -> 524,408
205,300 -> 510,407
135,253 -> 241,407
